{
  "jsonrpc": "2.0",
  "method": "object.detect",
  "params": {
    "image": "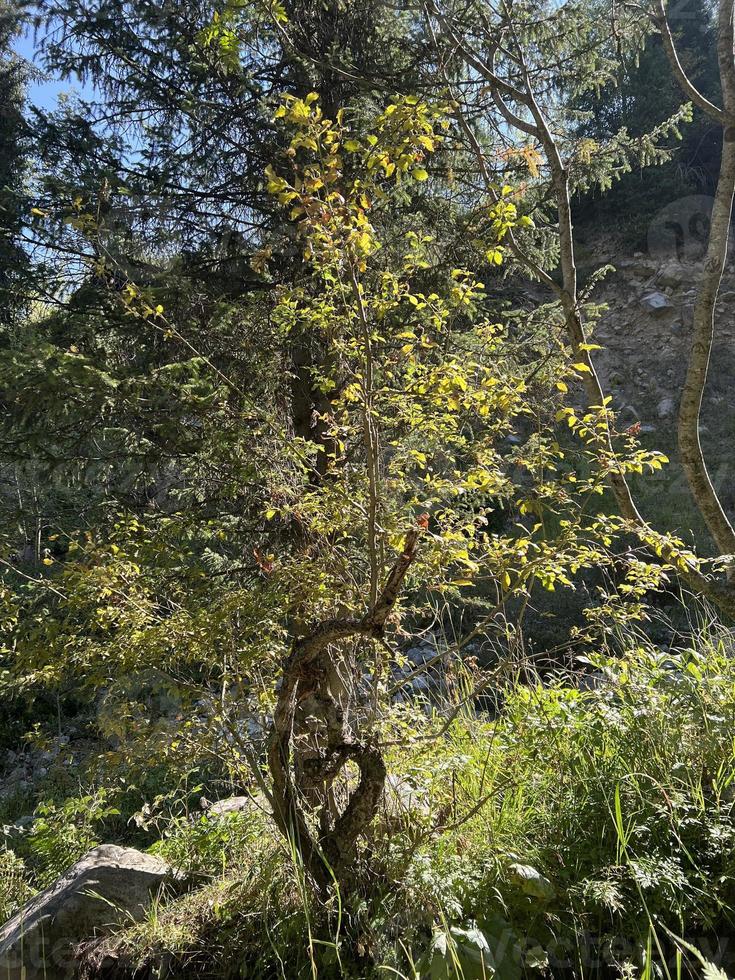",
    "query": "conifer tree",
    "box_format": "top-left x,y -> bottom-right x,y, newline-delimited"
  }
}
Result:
575,0 -> 720,231
0,0 -> 29,332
